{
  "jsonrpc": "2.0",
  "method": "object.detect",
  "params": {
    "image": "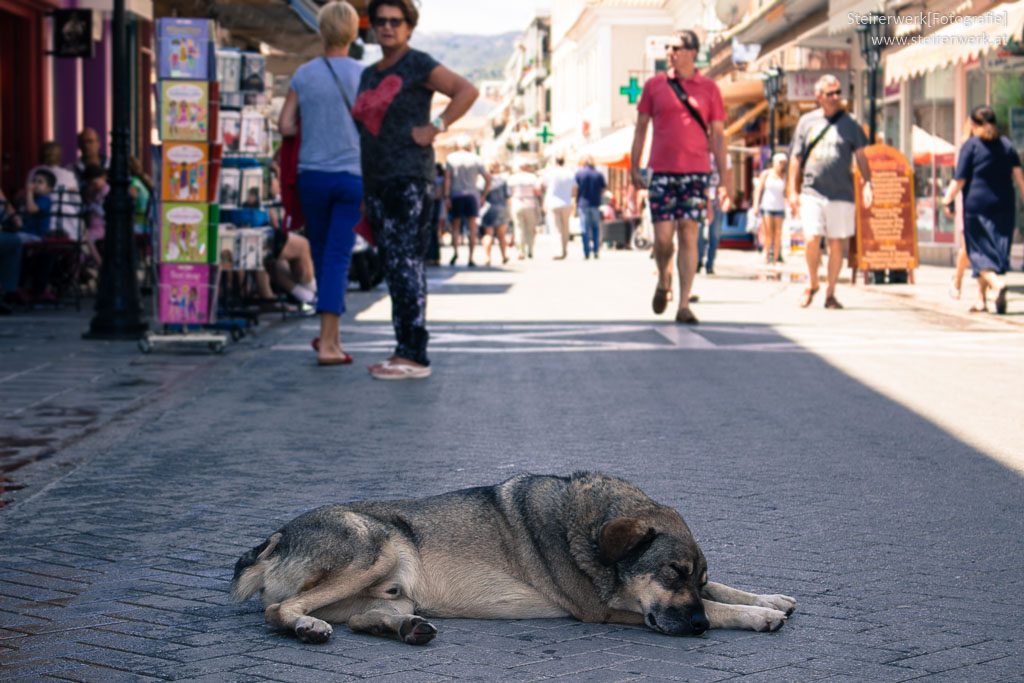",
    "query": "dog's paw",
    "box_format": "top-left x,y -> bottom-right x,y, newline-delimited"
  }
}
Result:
753,608 -> 787,633
400,616 -> 437,645
295,615 -> 333,644
757,593 -> 797,616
